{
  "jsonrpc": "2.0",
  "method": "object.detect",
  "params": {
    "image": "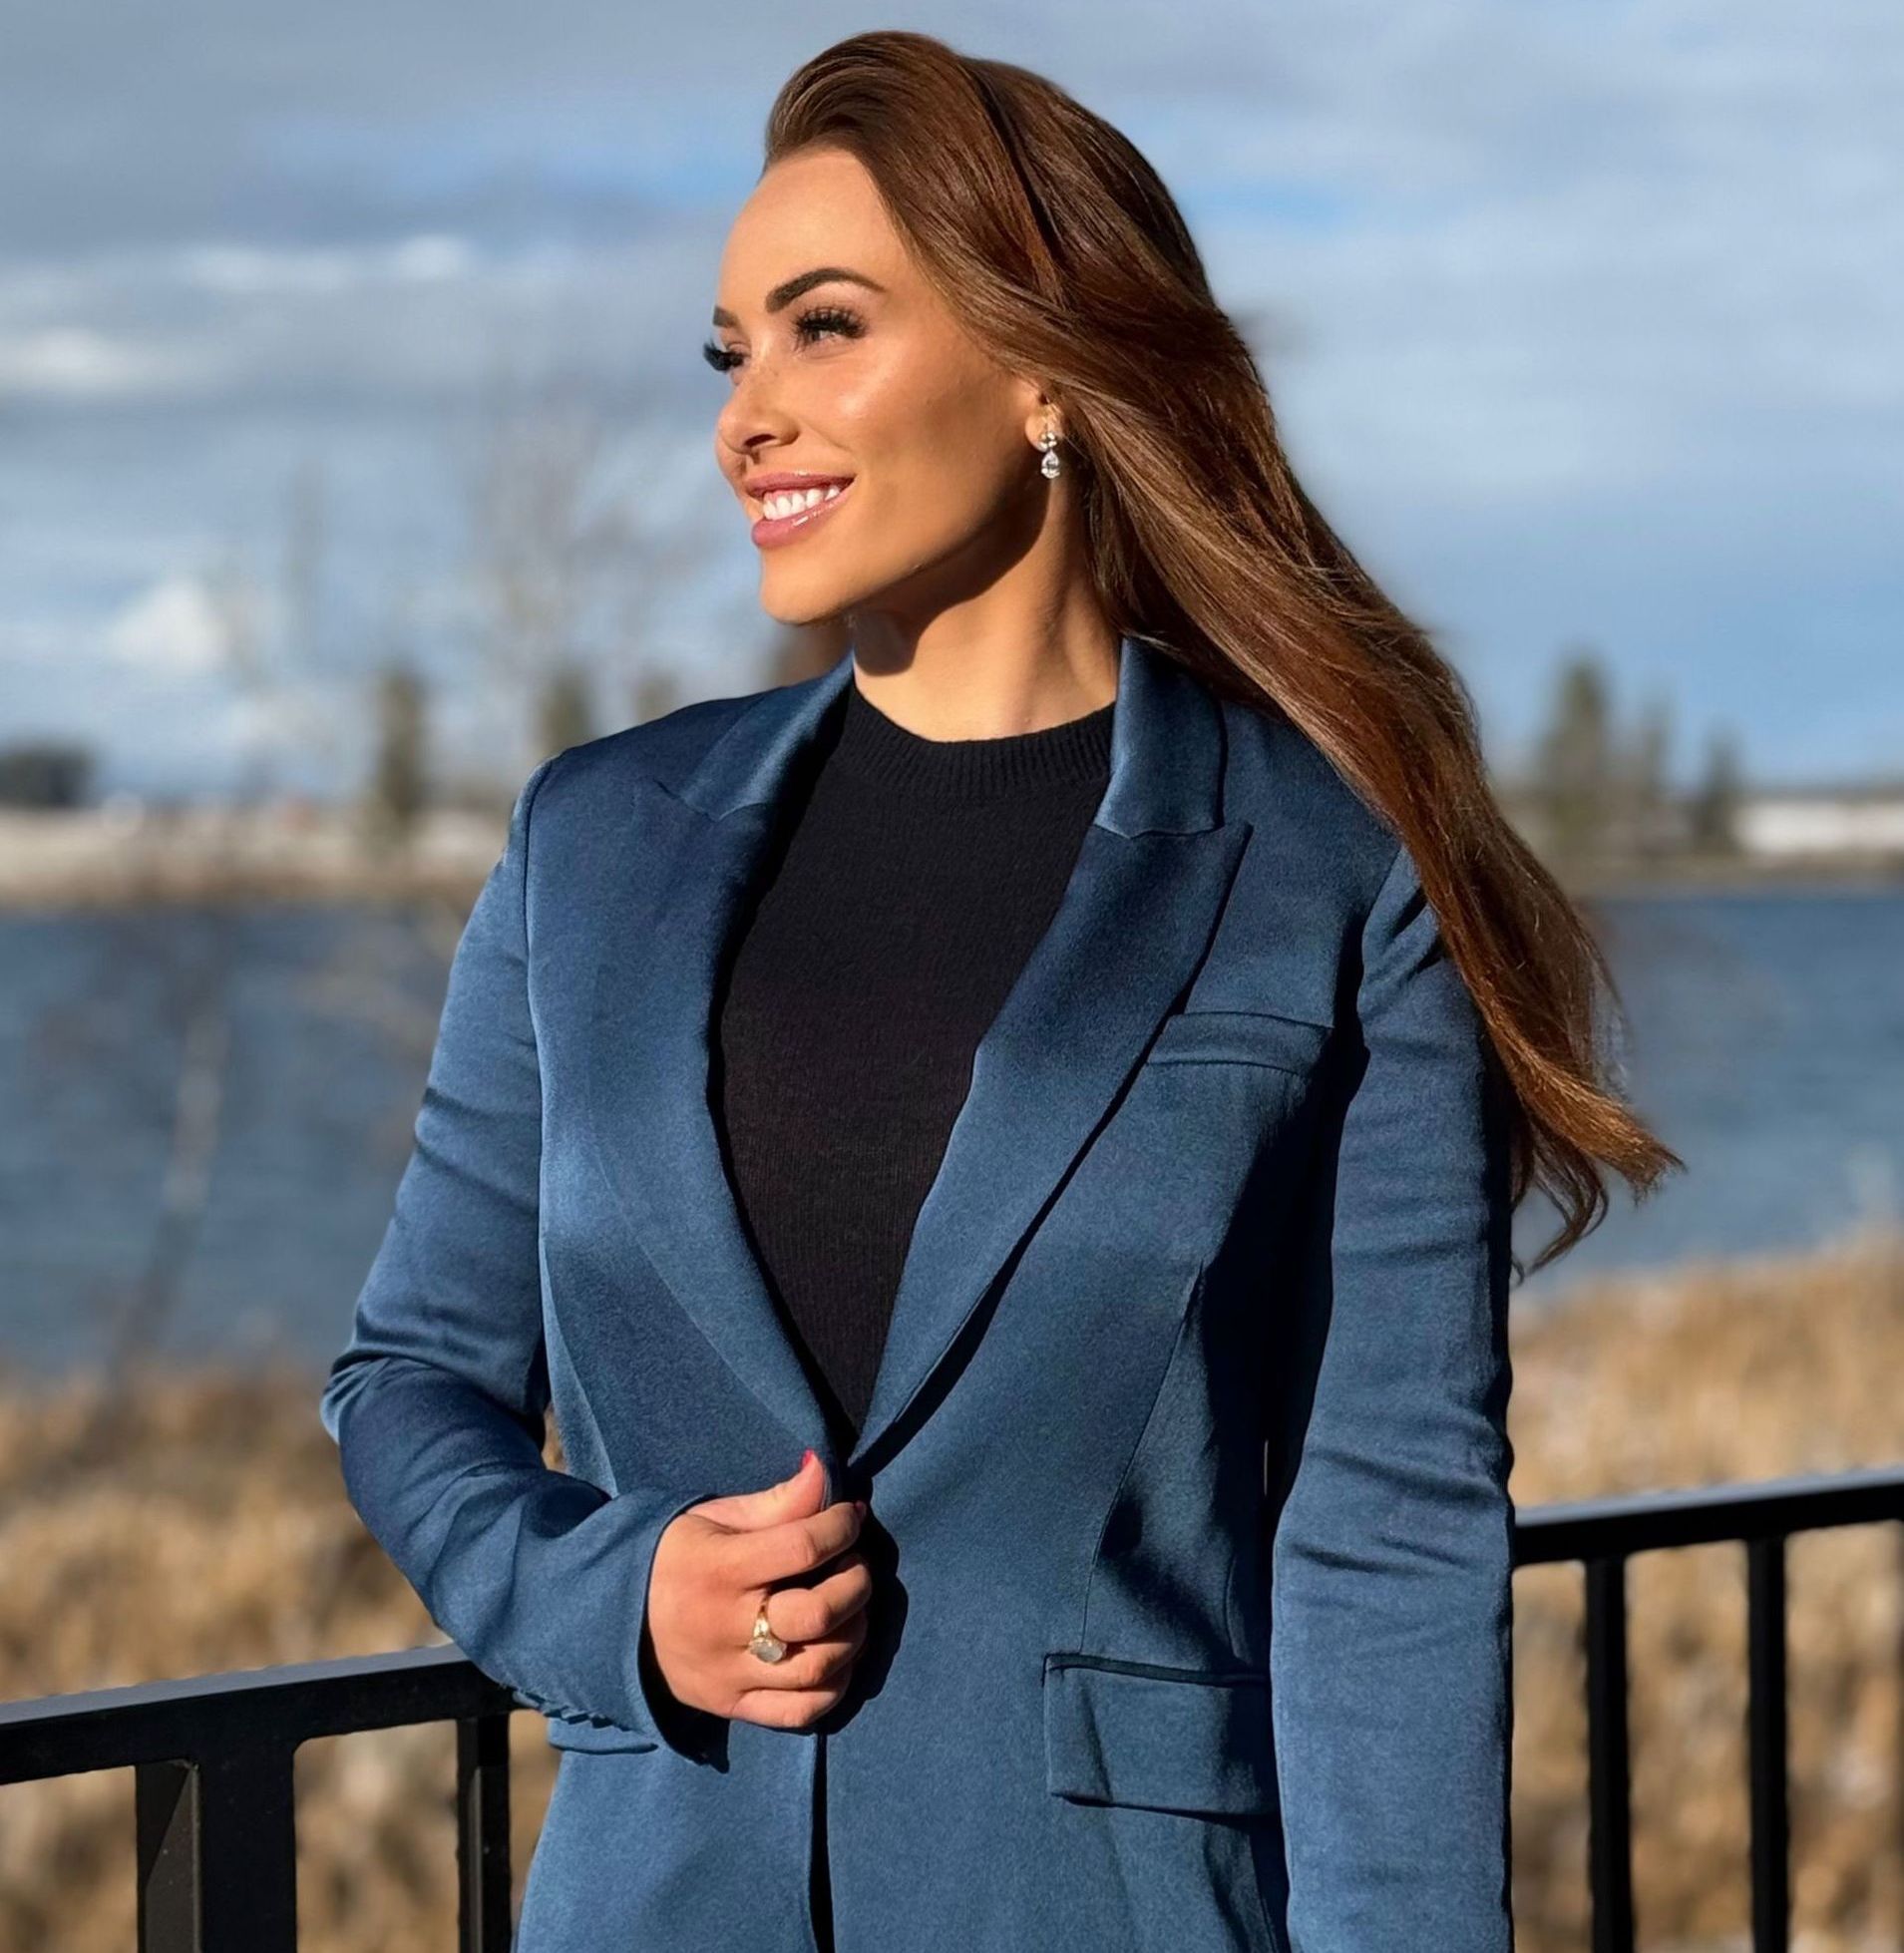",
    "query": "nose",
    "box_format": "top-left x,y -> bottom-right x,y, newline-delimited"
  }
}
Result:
715,366 -> 799,474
